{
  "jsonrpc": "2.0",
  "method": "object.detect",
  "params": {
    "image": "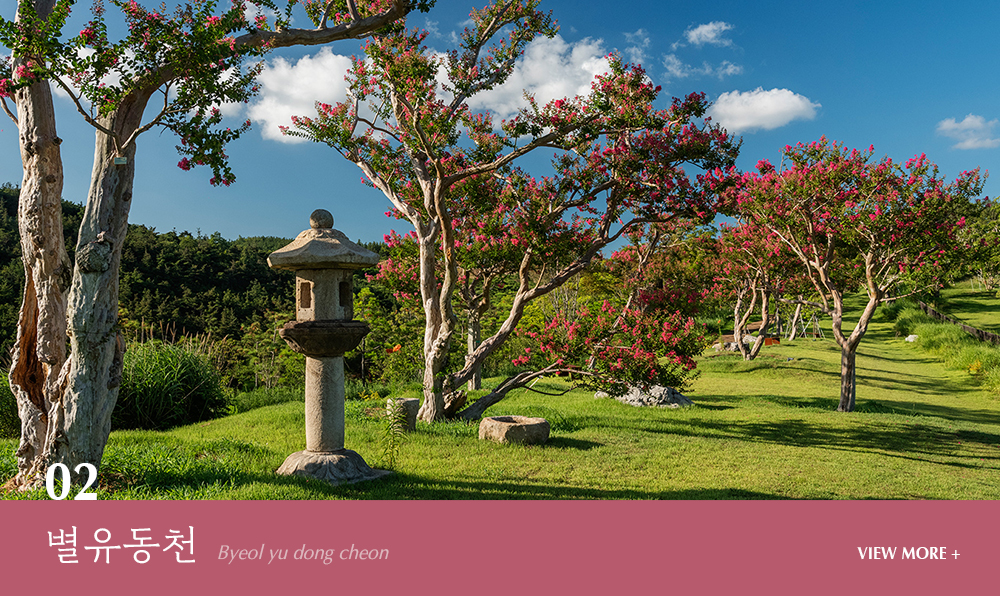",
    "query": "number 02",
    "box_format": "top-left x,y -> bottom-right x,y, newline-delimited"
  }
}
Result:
45,463 -> 98,500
